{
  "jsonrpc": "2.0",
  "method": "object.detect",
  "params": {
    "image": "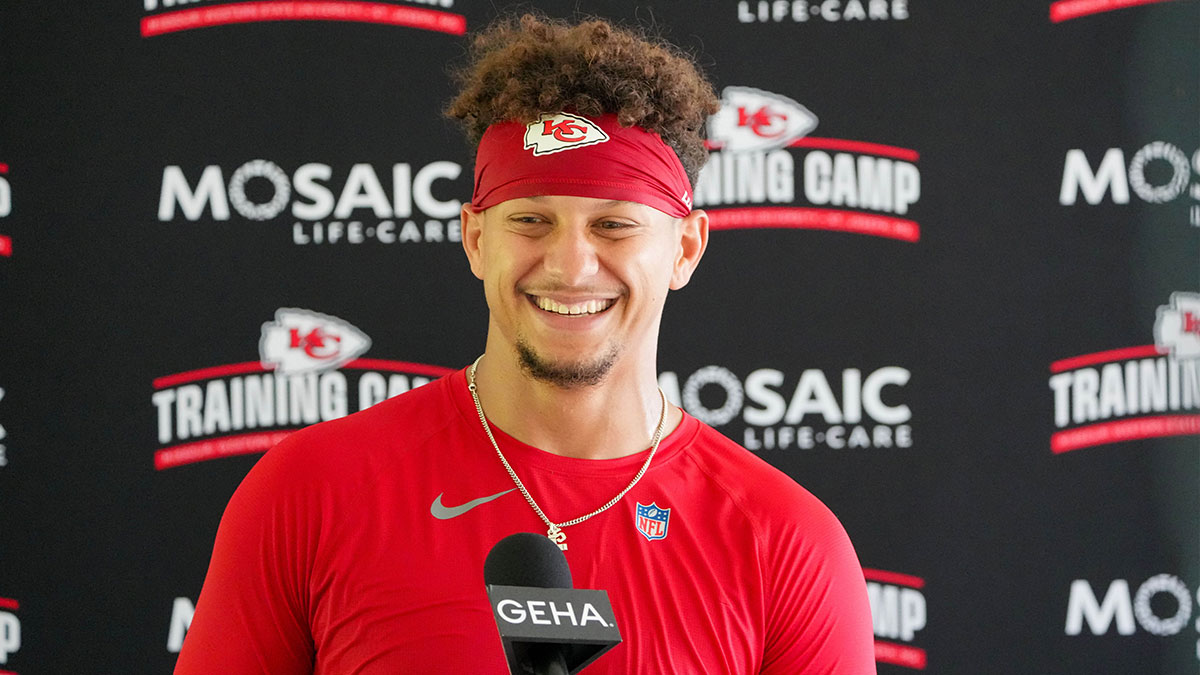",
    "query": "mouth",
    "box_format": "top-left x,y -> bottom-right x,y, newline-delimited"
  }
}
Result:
529,295 -> 617,316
